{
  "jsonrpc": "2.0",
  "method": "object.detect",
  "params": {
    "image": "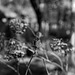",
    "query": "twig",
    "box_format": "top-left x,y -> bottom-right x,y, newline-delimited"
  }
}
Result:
27,26 -> 39,39
25,55 -> 34,75
17,62 -> 20,75
42,59 -> 50,75
0,60 -> 20,75
43,50 -> 63,67
37,56 -> 66,75
18,58 -> 32,75
43,49 -> 50,75
25,64 -> 32,75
